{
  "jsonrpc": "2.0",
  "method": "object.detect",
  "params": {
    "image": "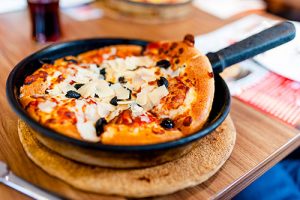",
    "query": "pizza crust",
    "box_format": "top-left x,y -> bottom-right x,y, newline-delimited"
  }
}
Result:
145,40 -> 214,135
180,53 -> 214,134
